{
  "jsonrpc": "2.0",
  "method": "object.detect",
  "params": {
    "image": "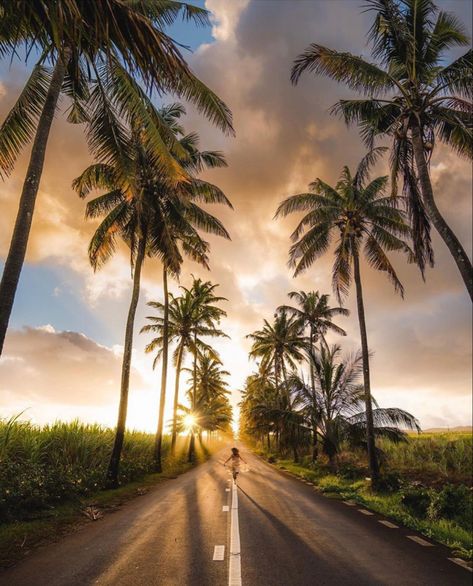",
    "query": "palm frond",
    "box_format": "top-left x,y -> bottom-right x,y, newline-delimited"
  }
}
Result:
0,64 -> 52,178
